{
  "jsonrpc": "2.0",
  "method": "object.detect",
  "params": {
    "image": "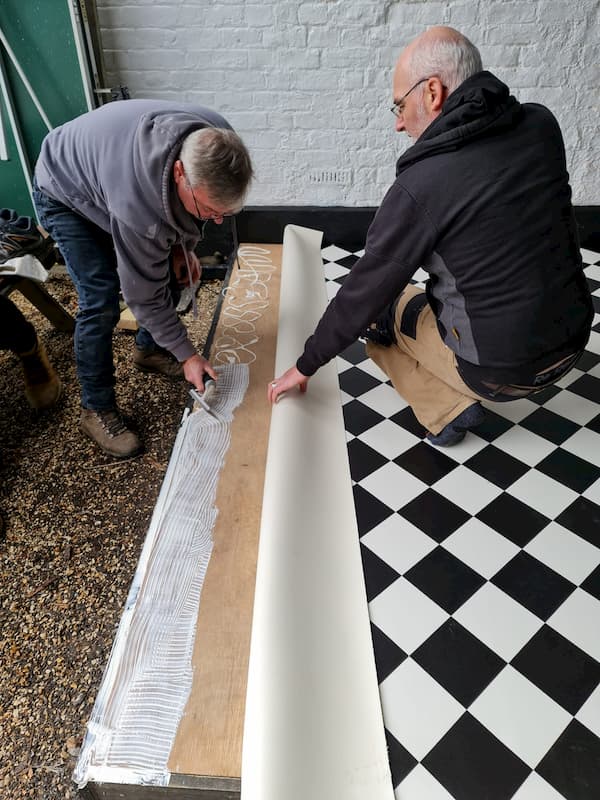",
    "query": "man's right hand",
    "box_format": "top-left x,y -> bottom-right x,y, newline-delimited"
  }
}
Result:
183,353 -> 217,391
